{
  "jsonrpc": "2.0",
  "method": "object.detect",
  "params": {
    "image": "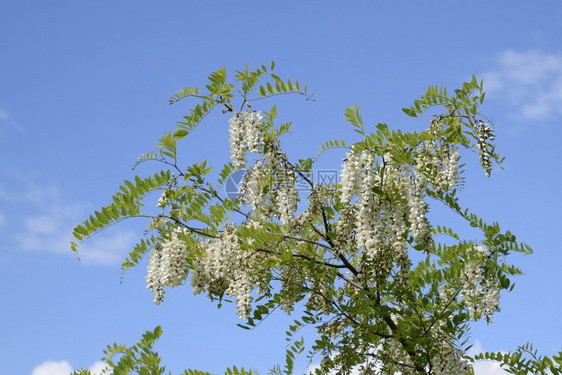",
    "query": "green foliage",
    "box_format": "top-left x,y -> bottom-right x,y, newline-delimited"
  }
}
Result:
401,76 -> 484,118
72,63 -> 559,375
474,343 -> 562,375
72,326 -> 259,375
169,62 -> 313,141
344,105 -> 365,136
70,326 -> 166,375
71,170 -> 172,258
